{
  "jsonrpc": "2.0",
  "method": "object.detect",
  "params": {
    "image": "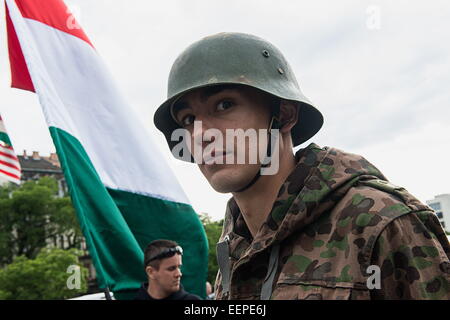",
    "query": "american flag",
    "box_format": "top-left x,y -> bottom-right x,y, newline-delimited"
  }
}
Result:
0,115 -> 21,184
